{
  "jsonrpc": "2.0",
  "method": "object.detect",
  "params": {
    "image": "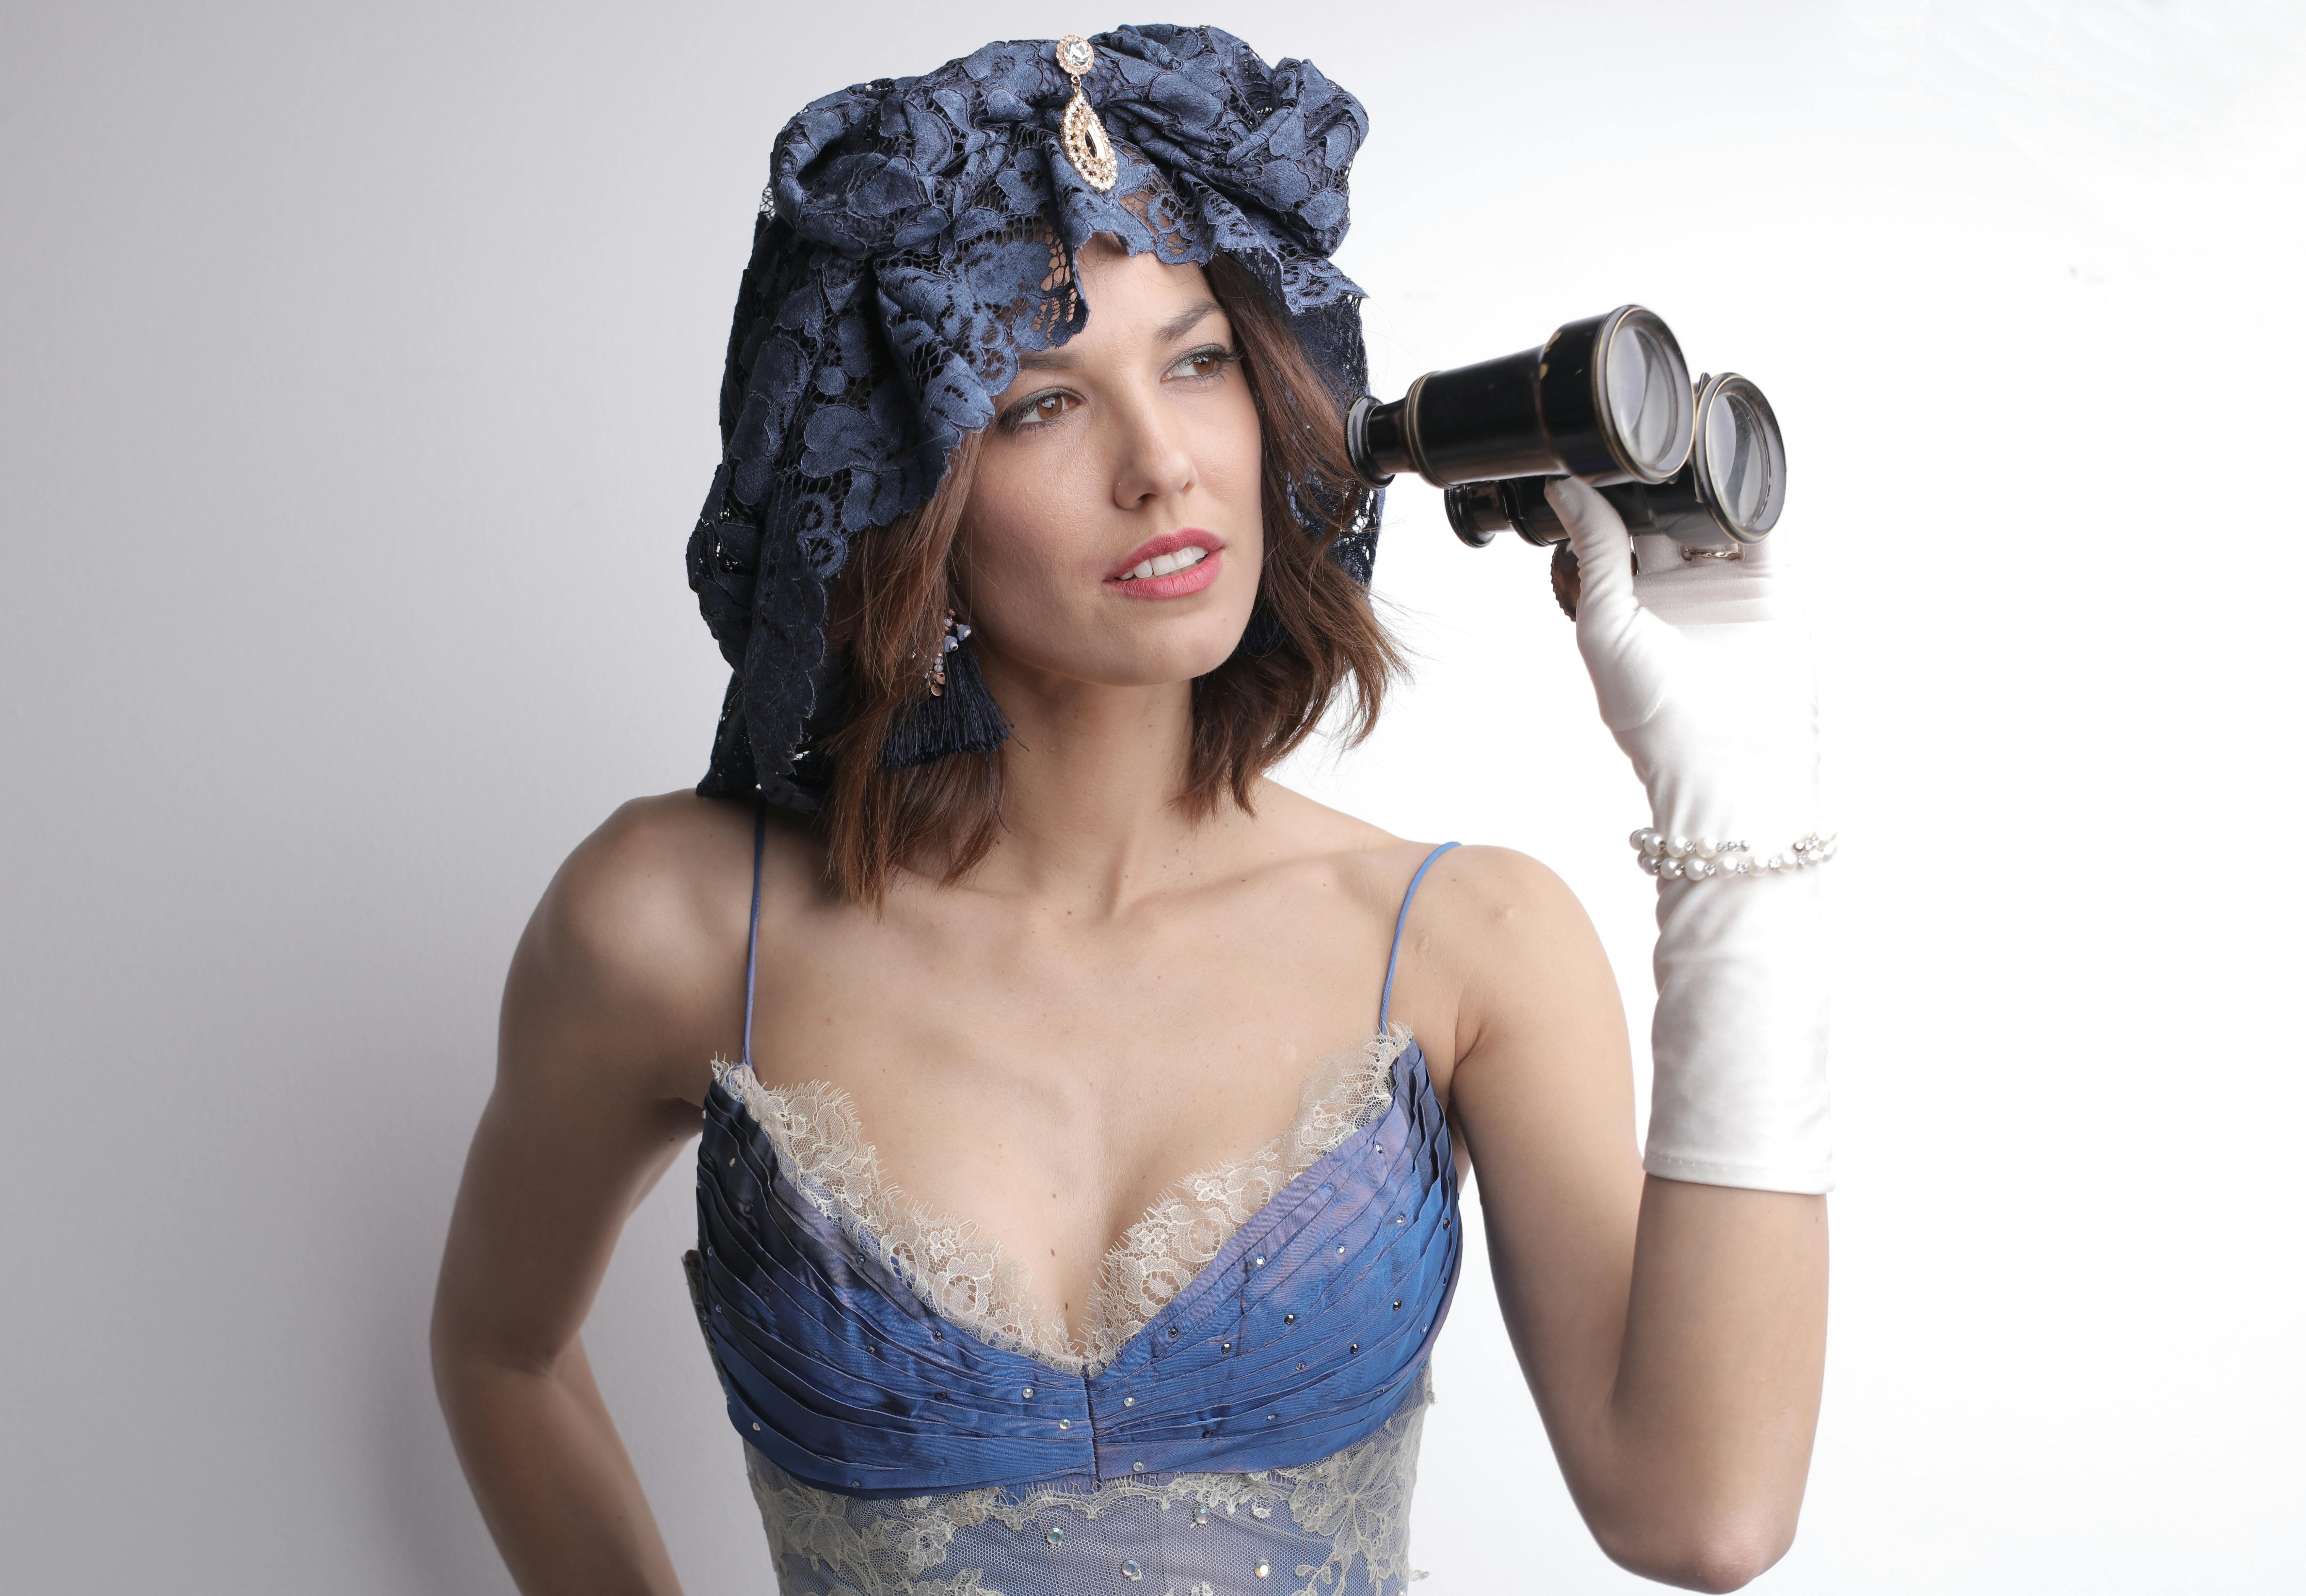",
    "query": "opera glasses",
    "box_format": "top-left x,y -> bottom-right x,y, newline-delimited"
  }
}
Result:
1344,306 -> 1788,559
